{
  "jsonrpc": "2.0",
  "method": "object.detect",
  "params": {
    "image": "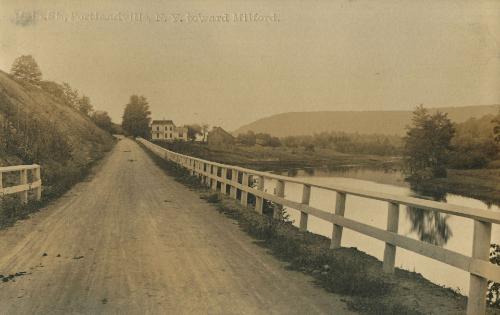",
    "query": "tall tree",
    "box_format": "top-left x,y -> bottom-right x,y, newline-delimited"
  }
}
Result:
61,82 -> 79,108
10,55 -> 42,85
77,95 -> 93,116
91,111 -> 113,133
403,105 -> 455,179
122,95 -> 151,138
